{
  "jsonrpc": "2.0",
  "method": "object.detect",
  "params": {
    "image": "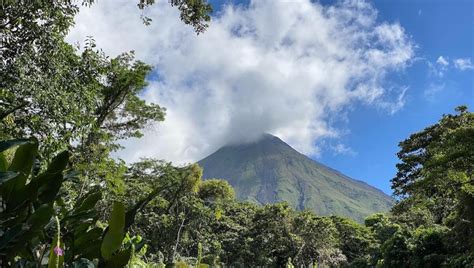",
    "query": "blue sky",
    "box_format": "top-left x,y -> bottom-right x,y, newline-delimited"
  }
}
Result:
318,0 -> 473,194
70,0 -> 473,195
207,0 -> 474,194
